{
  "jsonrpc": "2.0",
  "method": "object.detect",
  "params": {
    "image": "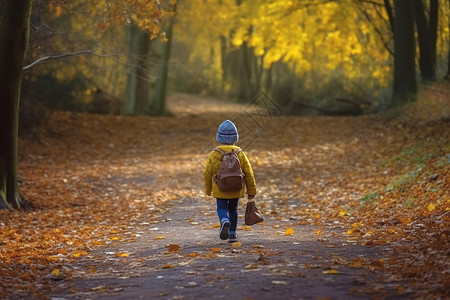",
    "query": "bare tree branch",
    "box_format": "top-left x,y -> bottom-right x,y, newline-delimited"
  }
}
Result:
22,50 -> 121,70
